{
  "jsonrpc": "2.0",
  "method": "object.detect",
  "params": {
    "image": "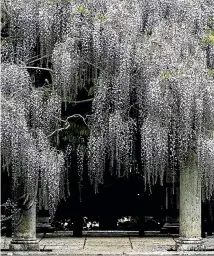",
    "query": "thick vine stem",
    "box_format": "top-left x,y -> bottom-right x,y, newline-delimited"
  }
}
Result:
47,114 -> 88,138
